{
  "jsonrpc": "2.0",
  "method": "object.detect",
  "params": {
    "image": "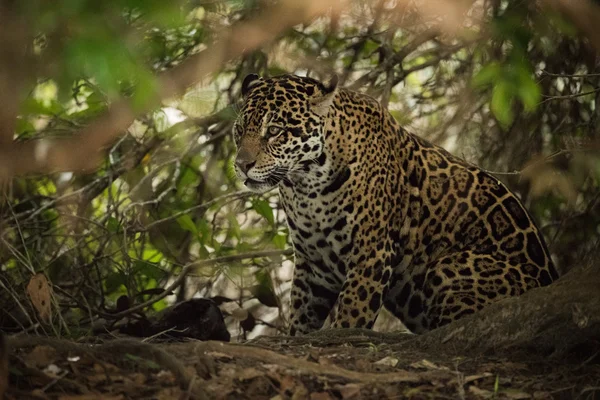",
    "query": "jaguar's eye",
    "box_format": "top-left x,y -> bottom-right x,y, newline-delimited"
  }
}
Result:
267,125 -> 284,138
